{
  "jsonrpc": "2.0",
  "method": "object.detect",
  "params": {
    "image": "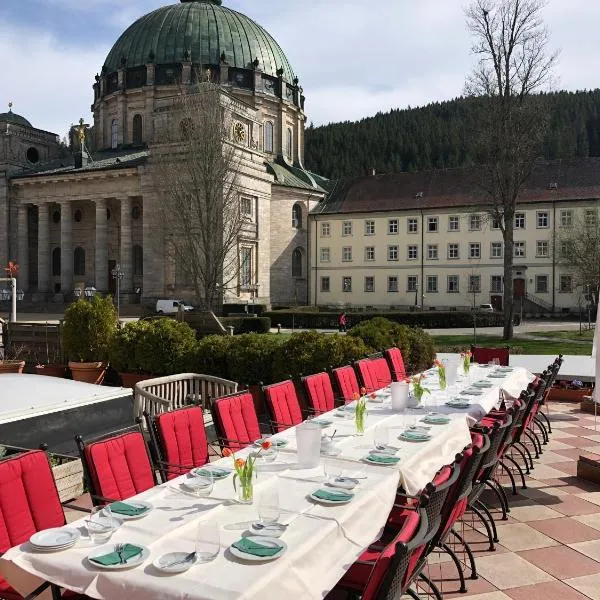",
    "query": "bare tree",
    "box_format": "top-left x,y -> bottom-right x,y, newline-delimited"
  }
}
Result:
556,209 -> 600,306
465,0 -> 557,339
151,80 -> 244,311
